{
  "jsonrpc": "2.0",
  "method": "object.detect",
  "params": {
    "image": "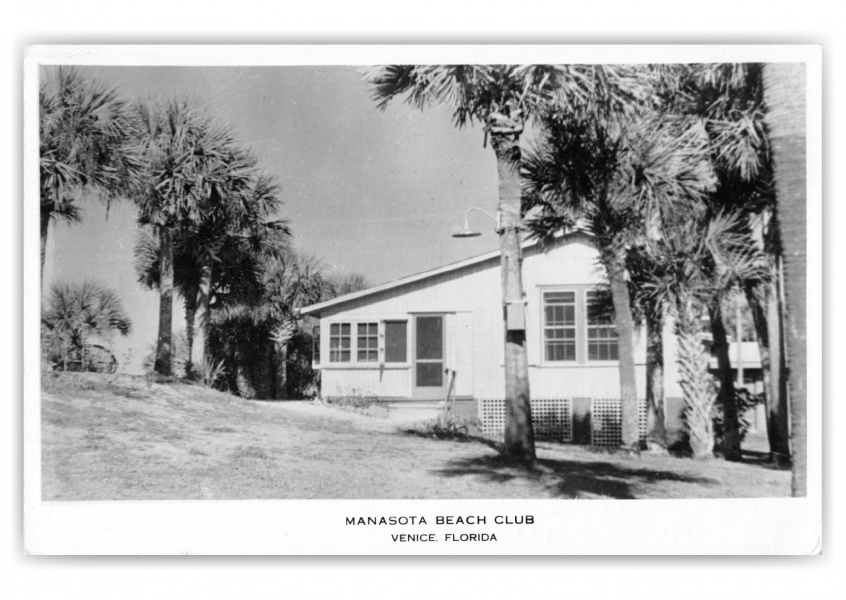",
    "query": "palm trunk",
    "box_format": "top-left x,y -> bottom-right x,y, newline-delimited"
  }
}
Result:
236,363 -> 256,399
41,184 -> 59,286
275,343 -> 288,400
491,131 -> 535,468
154,225 -> 174,376
40,210 -> 50,287
606,253 -> 640,449
274,319 -> 295,400
675,310 -> 717,458
183,281 -> 199,379
709,301 -> 742,461
747,277 -> 791,465
645,309 -> 667,450
253,341 -> 273,399
191,258 -> 213,370
763,63 -> 807,496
